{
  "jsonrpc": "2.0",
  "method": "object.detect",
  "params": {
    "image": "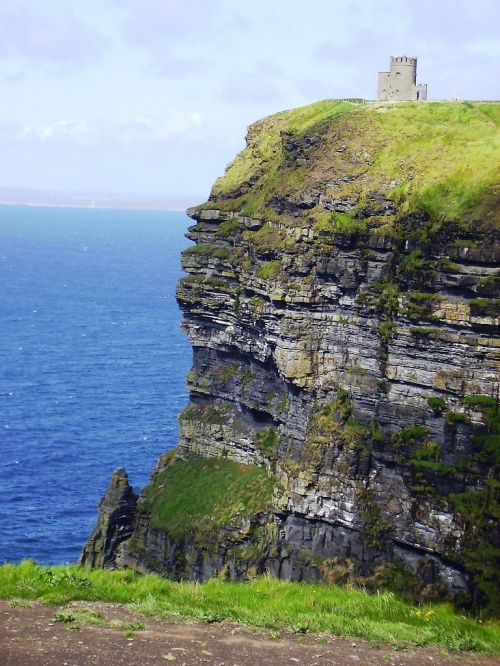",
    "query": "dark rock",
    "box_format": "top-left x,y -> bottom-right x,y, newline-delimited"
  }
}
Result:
356,193 -> 396,218
79,469 -> 137,569
321,195 -> 359,213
